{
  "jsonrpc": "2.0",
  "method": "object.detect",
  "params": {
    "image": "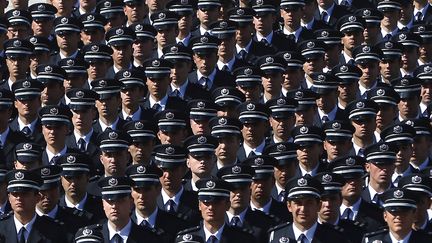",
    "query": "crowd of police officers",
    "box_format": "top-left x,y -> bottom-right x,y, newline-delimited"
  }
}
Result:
0,0 -> 431,242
